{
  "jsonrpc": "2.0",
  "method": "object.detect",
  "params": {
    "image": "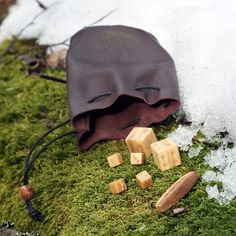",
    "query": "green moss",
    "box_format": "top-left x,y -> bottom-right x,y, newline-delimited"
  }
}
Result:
0,40 -> 236,236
